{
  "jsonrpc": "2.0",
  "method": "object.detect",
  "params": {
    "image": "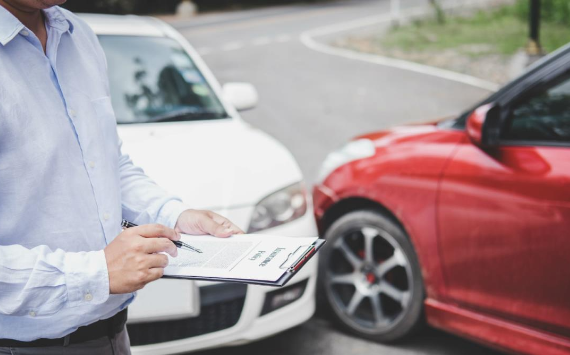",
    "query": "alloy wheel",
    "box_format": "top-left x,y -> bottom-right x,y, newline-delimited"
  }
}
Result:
324,226 -> 413,334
